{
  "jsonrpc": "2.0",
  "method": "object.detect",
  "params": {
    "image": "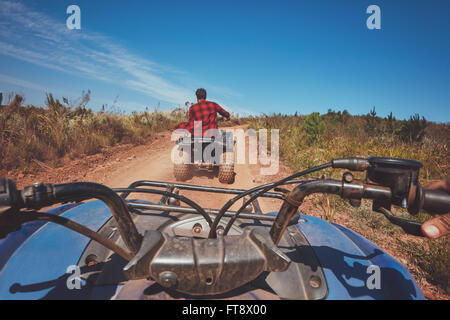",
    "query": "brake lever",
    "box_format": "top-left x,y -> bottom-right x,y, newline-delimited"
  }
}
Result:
376,206 -> 424,237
